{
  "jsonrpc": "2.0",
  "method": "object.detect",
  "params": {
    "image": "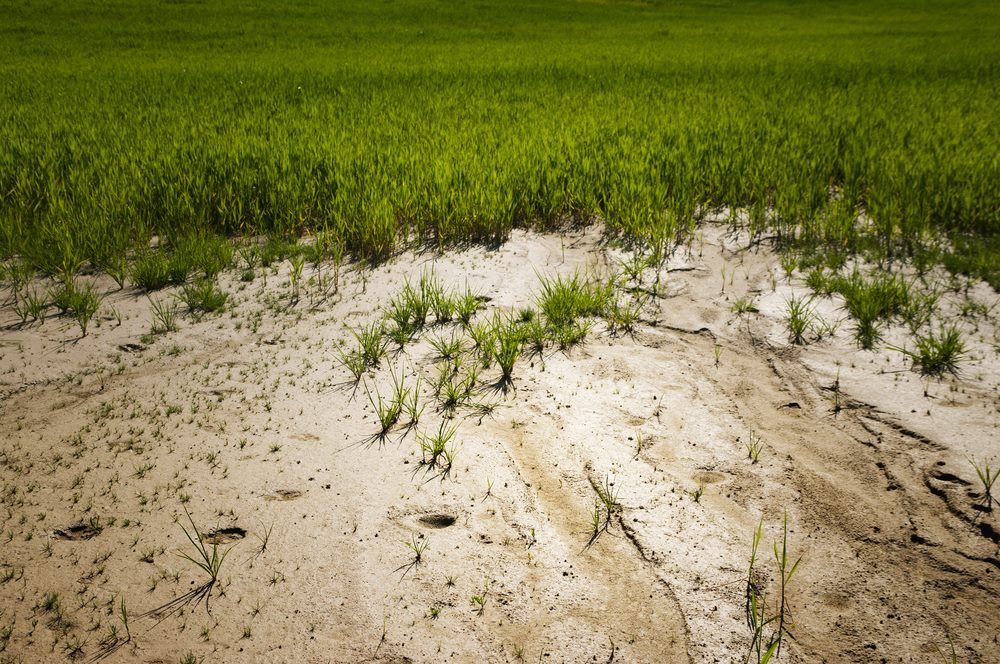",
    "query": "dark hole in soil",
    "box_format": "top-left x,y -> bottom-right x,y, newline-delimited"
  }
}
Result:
979,522 -> 999,544
419,514 -> 457,529
202,527 -> 247,545
266,489 -> 303,501
930,471 -> 969,485
53,523 -> 100,541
